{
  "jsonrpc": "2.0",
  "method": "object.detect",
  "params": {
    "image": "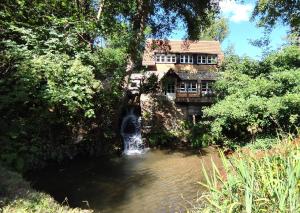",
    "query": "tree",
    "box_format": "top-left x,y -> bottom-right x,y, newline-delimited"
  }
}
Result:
98,0 -> 221,74
198,15 -> 229,43
0,0 -> 128,171
251,0 -> 300,36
